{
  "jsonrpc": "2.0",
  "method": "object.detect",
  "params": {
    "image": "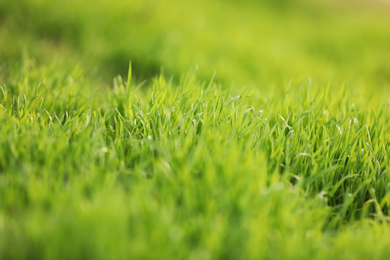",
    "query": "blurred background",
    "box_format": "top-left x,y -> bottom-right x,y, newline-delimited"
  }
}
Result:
1,0 -> 390,91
